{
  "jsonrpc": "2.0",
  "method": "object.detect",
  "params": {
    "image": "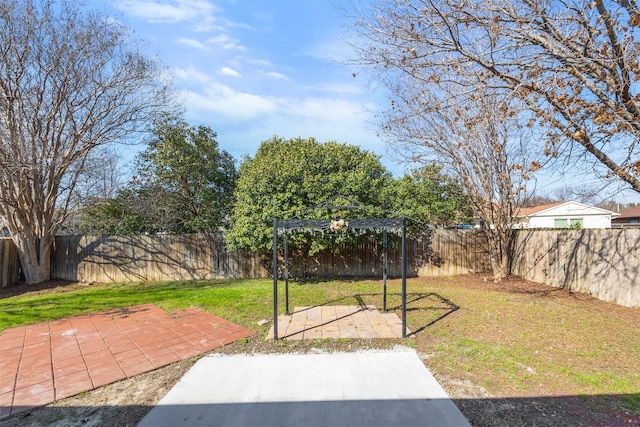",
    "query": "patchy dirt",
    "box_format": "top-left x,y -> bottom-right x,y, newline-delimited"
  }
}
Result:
0,280 -> 84,298
1,275 -> 639,427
